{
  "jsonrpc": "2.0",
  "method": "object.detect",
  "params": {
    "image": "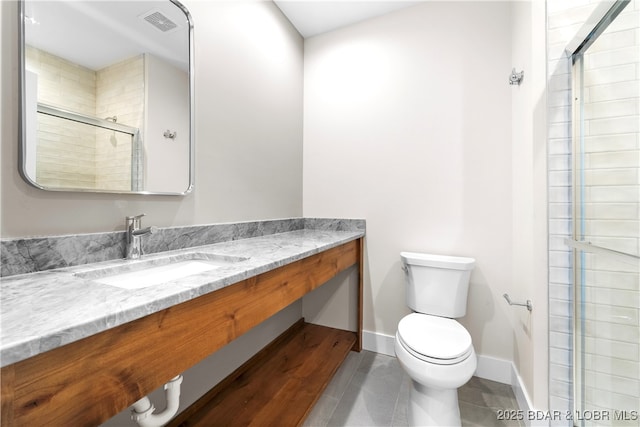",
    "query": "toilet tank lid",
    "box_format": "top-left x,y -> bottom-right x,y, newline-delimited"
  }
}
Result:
400,252 -> 475,270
